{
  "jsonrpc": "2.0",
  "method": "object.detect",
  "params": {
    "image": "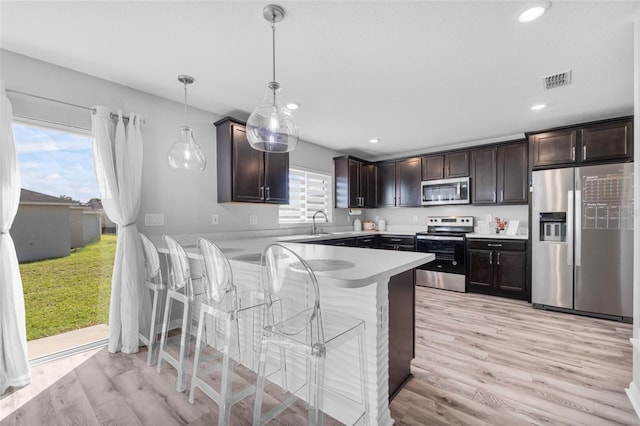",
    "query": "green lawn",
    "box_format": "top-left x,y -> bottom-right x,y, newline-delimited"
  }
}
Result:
20,234 -> 116,341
